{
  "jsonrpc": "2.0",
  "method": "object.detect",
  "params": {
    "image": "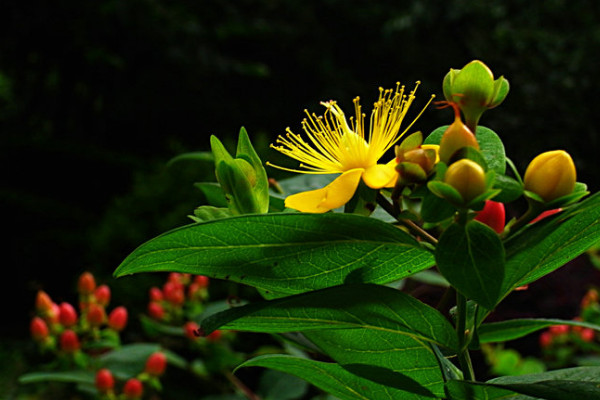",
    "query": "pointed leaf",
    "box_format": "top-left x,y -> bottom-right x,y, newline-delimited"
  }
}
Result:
479,318 -> 600,344
114,213 -> 435,297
